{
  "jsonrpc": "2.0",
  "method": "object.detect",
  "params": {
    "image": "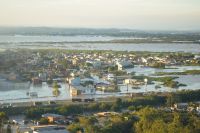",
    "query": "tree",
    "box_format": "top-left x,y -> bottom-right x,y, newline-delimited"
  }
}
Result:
0,112 -> 6,133
52,81 -> 60,97
67,116 -> 99,133
6,124 -> 11,133
116,98 -> 122,105
166,93 -> 180,106
149,119 -> 167,133
67,124 -> 83,133
167,113 -> 186,133
39,117 -> 49,125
